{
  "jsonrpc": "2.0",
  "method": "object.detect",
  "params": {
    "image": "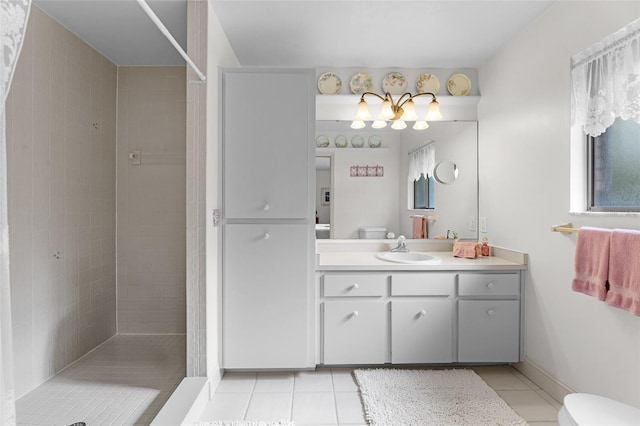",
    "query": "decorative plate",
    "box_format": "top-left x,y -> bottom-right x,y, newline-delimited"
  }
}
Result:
368,135 -> 382,148
416,73 -> 440,94
351,135 -> 364,148
447,73 -> 472,96
317,72 -> 342,94
349,72 -> 374,94
334,135 -> 348,148
316,135 -> 330,148
382,72 -> 407,95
